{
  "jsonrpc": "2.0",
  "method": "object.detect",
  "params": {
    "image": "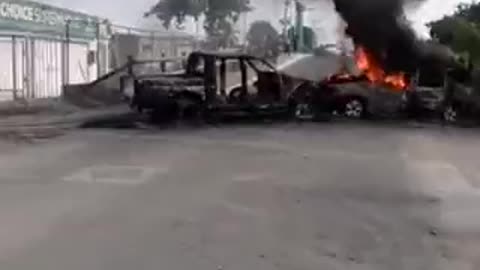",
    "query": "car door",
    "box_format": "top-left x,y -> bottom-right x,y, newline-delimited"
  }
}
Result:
369,85 -> 405,116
